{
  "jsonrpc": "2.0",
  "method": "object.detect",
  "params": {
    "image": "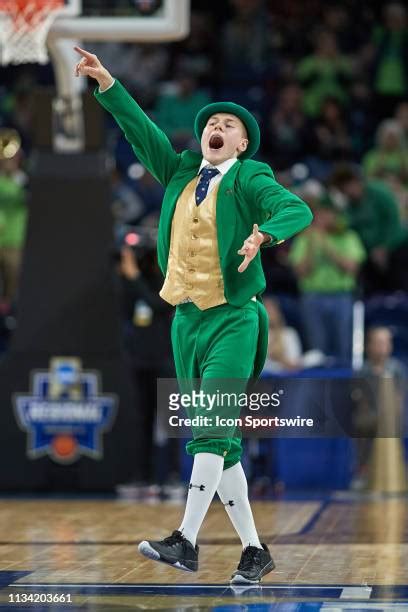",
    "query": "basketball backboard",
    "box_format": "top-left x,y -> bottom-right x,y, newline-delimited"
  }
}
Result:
0,0 -> 190,66
52,0 -> 190,42
0,0 -> 190,151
